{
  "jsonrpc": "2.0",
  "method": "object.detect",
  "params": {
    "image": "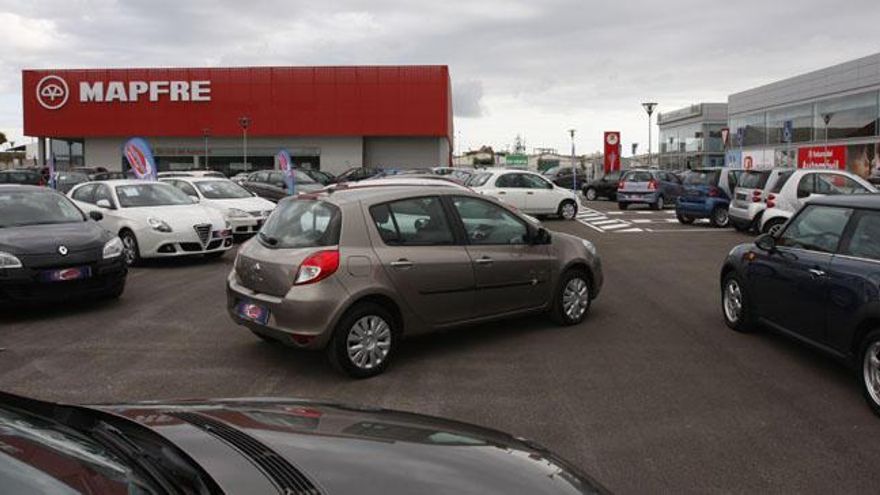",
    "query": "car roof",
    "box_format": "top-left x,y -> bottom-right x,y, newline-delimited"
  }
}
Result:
0,184 -> 49,192
161,176 -> 232,183
291,184 -> 477,206
77,179 -> 173,188
805,194 -> 880,209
